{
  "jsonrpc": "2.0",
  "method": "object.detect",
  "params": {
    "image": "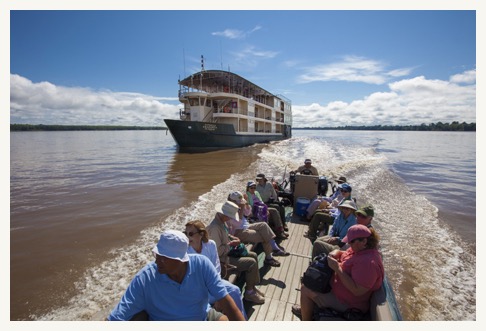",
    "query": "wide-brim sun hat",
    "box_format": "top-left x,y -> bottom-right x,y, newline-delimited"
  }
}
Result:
336,176 -> 347,183
342,224 -> 371,243
215,200 -> 240,221
152,230 -> 189,262
337,199 -> 357,211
